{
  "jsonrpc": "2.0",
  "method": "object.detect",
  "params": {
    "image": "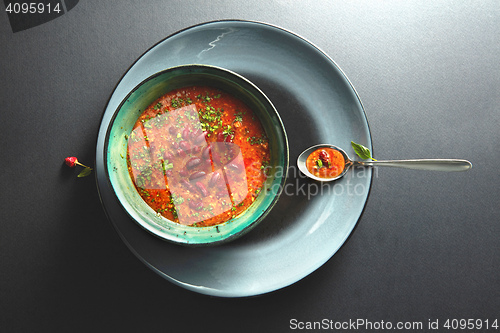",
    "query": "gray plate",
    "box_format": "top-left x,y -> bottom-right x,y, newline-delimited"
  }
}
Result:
96,20 -> 372,297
